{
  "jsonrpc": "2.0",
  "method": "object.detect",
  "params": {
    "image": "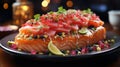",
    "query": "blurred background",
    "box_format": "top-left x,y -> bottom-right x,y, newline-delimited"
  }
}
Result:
0,0 -> 120,24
